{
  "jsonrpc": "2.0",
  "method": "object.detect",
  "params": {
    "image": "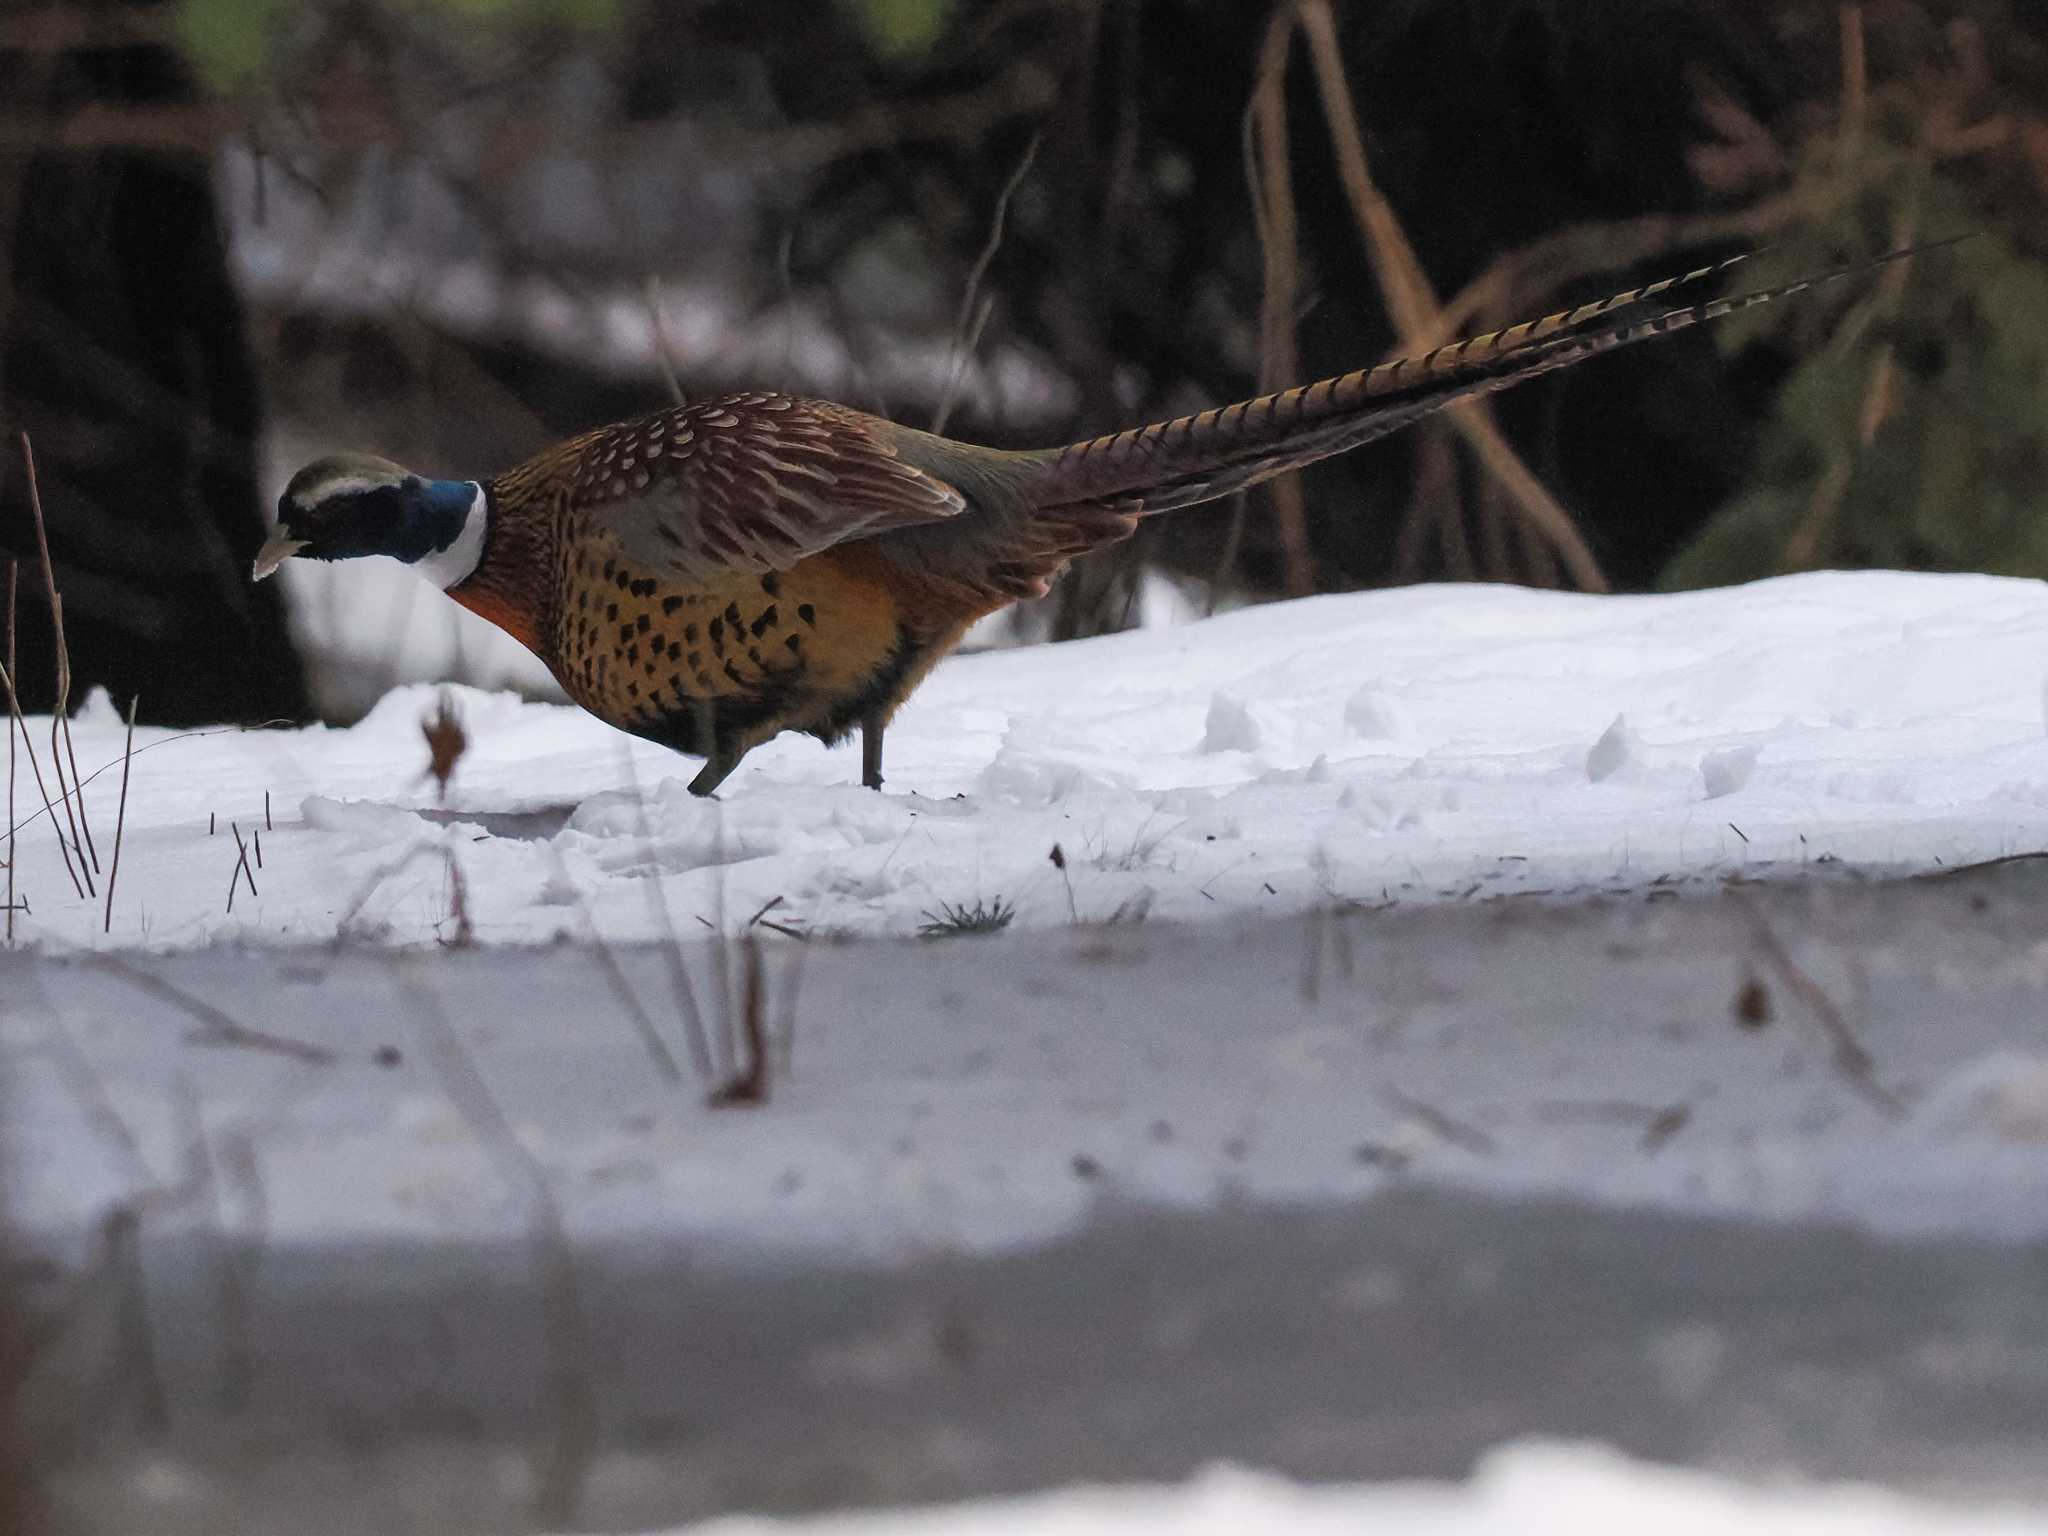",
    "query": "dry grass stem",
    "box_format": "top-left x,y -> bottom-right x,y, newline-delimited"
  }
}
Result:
102,694 -> 137,935
580,920 -> 686,1087
707,936 -> 770,1106
620,742 -> 716,1080
19,434 -> 98,886
645,274 -> 688,407
226,821 -> 256,913
1247,9 -> 1315,595
1383,1084 -> 1499,1158
1841,3 -> 1868,162
1788,154 -> 1927,567
92,954 -> 334,1063
1739,898 -> 1904,1119
385,960 -> 593,1522
0,652 -> 84,900
5,558 -> 14,942
439,848 -> 475,948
